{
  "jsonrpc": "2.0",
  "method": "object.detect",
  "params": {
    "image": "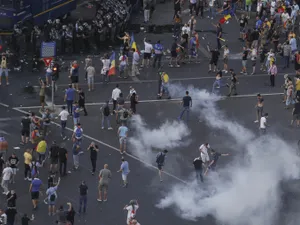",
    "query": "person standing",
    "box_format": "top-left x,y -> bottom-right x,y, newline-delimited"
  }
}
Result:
29,175 -> 42,209
227,70 -> 238,96
1,163 -> 13,194
222,45 -> 230,73
0,54 -> 9,85
199,143 -> 210,168
5,207 -> 17,225
36,139 -> 47,164
72,102 -> 80,125
259,113 -> 268,135
46,177 -> 60,216
20,114 -> 31,145
78,181 -> 88,214
58,106 -> 69,140
86,63 -> 95,91
101,54 -> 111,83
87,142 -> 99,175
49,141 -> 60,174
178,91 -> 192,121
241,46 -> 248,74
118,123 -> 128,154
84,55 -> 92,81
66,203 -> 75,225
97,164 -> 112,202
132,48 -> 140,77
208,48 -> 220,72
64,84 -> 75,115
101,101 -> 113,130
193,157 -> 203,182
78,88 -> 88,116
8,153 -> 19,184
153,40 -> 164,68
42,108 -> 52,137
111,84 -> 122,113
58,143 -> 68,177
269,62 -> 277,87
117,157 -> 130,188
254,94 -> 264,123
141,38 -> 153,68
119,52 -> 129,79
69,61 -> 79,90
130,92 -> 138,114
24,149 -> 32,181
156,149 -> 168,182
